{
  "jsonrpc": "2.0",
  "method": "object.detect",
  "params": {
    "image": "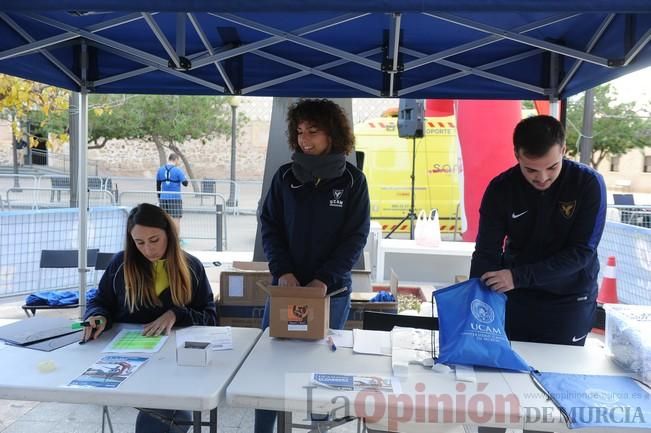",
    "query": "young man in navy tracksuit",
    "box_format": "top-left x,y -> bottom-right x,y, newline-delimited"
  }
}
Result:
471,115 -> 606,433
471,115 -> 607,344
